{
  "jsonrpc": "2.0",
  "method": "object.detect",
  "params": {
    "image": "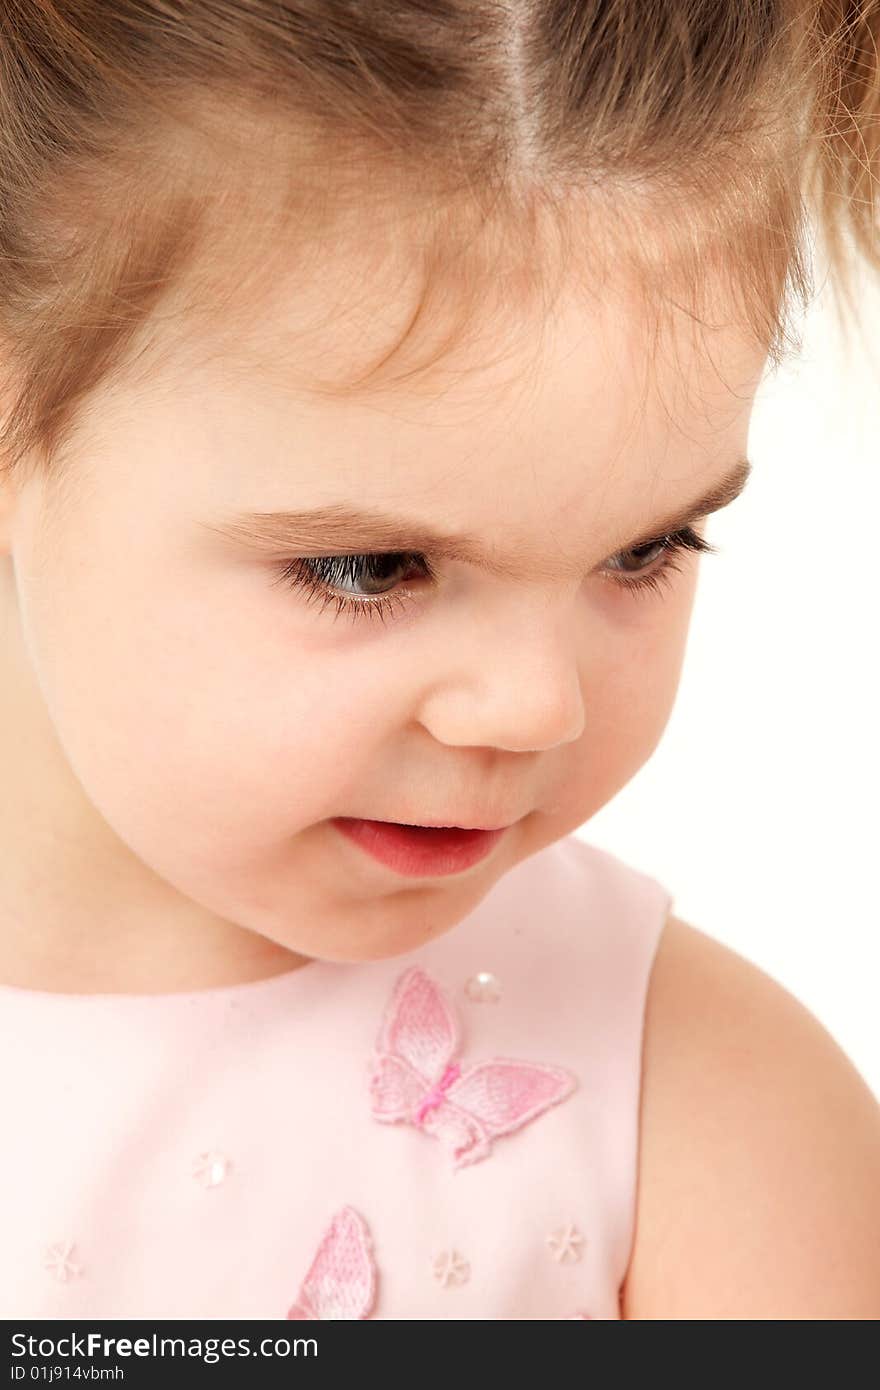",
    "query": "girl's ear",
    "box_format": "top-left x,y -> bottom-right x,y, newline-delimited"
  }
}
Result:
0,373 -> 17,553
0,463 -> 22,555
0,477 -> 11,553
0,373 -> 32,556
